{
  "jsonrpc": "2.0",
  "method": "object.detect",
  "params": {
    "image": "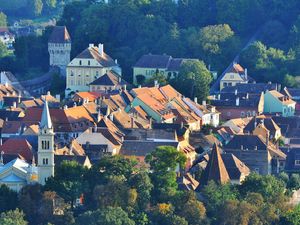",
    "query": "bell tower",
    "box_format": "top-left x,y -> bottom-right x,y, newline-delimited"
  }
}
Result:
38,101 -> 55,185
